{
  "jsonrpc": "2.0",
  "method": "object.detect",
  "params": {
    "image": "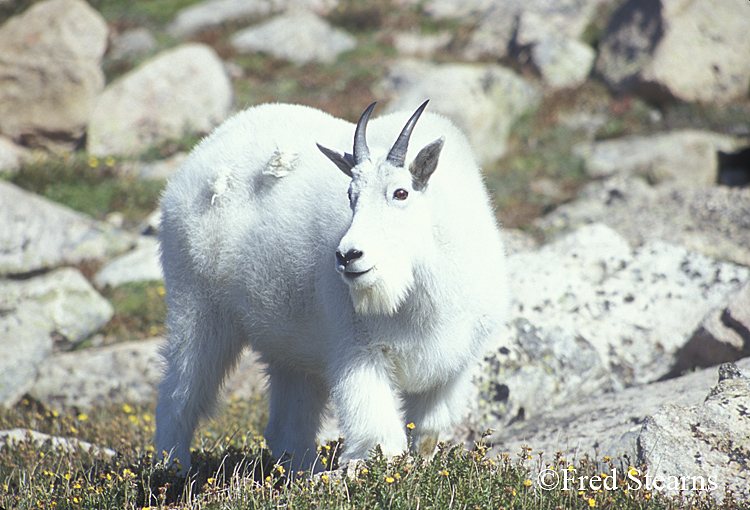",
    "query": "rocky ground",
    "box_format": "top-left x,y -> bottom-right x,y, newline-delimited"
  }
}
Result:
1,0 -> 749,503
